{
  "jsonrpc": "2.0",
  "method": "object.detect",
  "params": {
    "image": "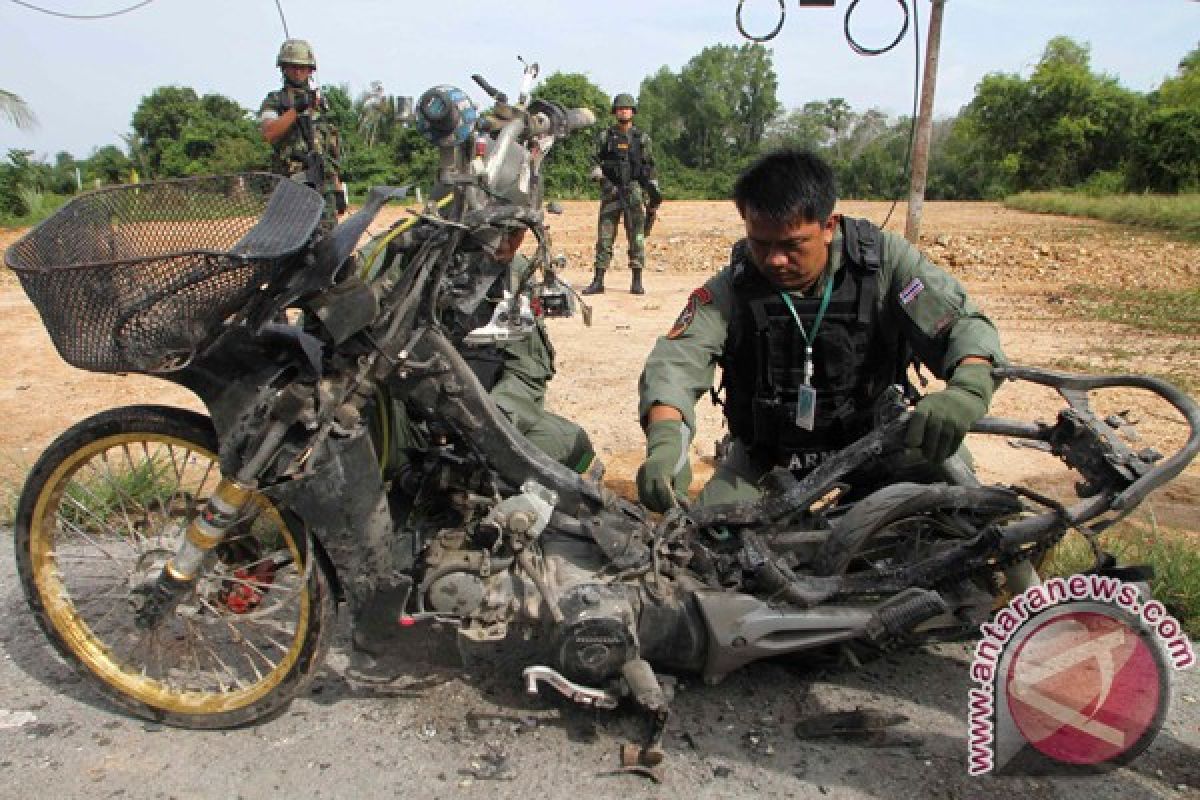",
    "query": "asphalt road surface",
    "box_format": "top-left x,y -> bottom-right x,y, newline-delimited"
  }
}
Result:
0,529 -> 1196,800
